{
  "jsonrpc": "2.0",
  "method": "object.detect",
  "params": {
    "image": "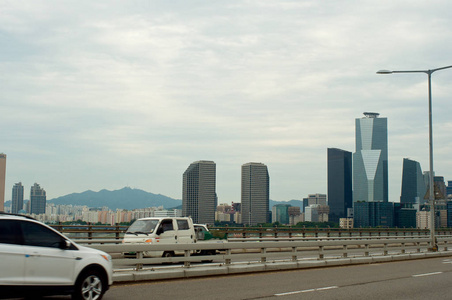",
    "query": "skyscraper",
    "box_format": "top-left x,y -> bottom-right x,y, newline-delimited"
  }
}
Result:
241,162 -> 269,225
182,160 -> 217,224
353,112 -> 388,202
0,154 -> 6,212
327,148 -> 353,223
30,183 -> 46,215
400,158 -> 427,204
11,182 -> 24,214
